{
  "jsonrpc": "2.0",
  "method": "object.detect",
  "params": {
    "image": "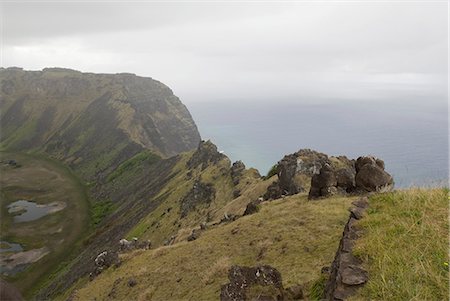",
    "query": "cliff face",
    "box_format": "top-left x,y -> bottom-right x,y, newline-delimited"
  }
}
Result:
0,67 -> 200,179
